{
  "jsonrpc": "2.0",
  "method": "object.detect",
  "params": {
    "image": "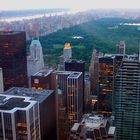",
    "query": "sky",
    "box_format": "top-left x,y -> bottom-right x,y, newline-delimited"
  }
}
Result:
0,0 -> 140,11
